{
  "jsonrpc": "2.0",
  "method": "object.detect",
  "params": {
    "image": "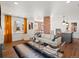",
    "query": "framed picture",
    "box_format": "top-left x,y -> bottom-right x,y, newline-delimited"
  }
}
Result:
14,17 -> 24,33
29,22 -> 33,30
71,23 -> 77,32
56,29 -> 61,36
31,22 -> 33,29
